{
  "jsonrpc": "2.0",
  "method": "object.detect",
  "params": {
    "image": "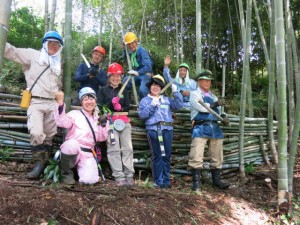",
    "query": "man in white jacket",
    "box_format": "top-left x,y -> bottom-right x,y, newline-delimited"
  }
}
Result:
4,31 -> 63,179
